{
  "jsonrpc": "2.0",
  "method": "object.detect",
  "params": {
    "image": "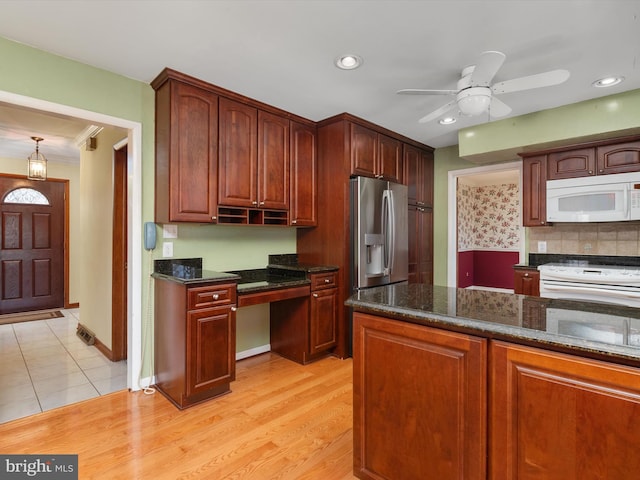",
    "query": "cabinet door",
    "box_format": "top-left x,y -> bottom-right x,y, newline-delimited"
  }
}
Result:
290,121 -> 317,226
377,133 -> 402,182
597,140 -> 640,174
309,287 -> 337,355
353,313 -> 487,480
513,268 -> 539,296
547,148 -> 596,179
258,110 -> 289,210
404,145 -> 434,207
350,123 -> 377,177
218,97 -> 258,207
186,305 -> 236,397
490,341 -> 640,480
522,155 -> 548,226
156,81 -> 218,223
